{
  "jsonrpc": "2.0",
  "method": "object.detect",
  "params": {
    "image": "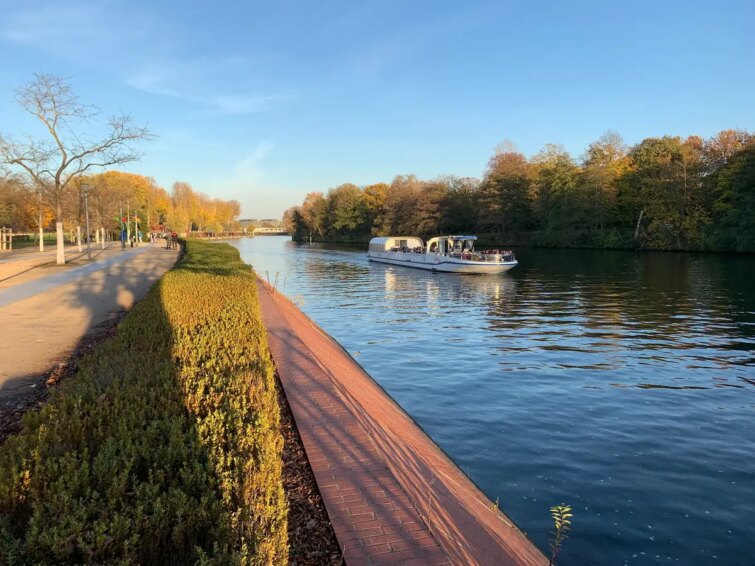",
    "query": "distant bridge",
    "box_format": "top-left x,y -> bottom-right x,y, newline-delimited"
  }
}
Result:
252,227 -> 288,235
